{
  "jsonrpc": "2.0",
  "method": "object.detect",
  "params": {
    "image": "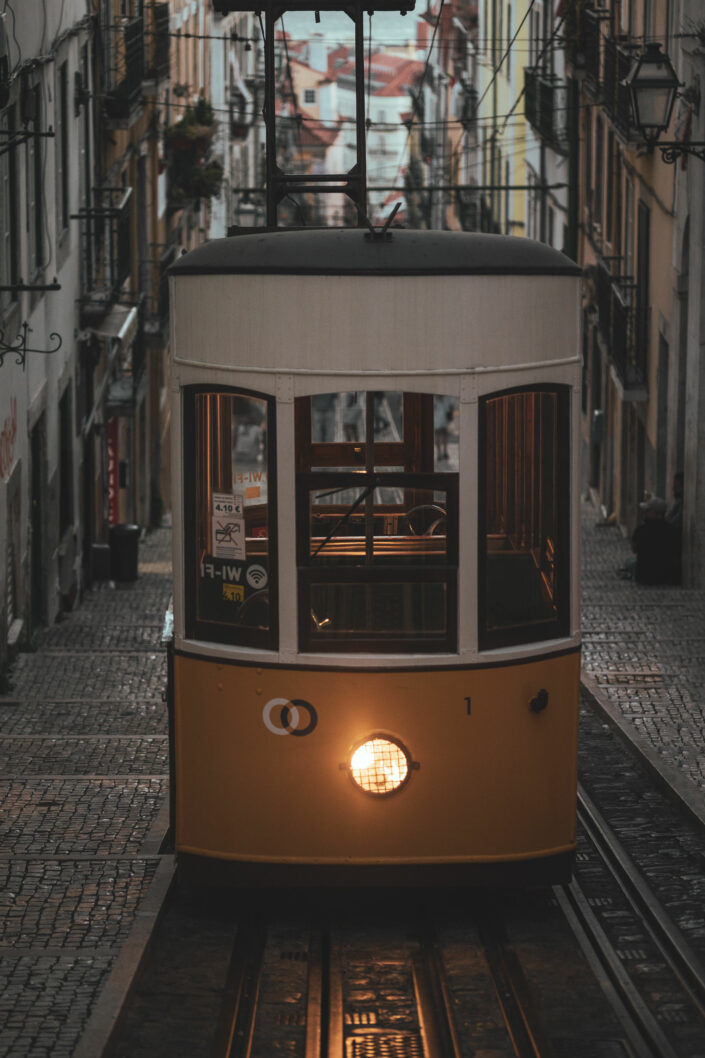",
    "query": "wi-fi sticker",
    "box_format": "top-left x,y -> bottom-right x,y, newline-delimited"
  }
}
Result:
246,564 -> 268,589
